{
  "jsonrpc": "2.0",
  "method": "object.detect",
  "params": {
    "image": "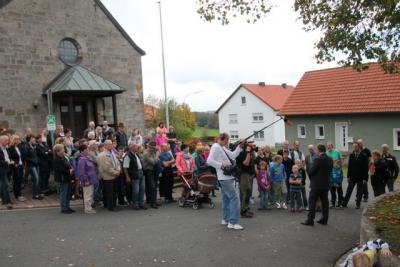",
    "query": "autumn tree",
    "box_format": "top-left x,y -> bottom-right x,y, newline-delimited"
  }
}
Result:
196,0 -> 400,72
